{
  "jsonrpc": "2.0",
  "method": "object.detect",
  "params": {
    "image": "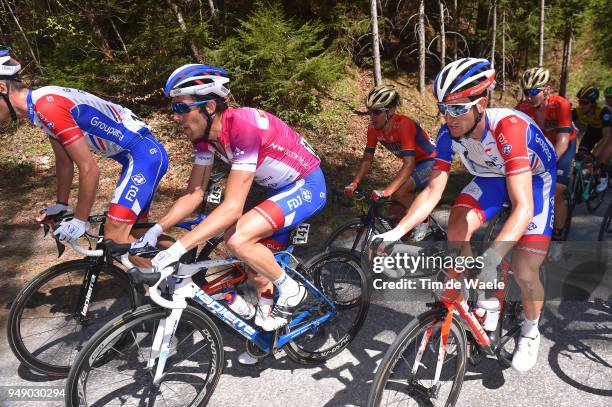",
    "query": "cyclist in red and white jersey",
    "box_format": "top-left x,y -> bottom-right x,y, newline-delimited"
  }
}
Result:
372,58 -> 556,372
147,64 -> 326,339
0,50 -> 168,244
